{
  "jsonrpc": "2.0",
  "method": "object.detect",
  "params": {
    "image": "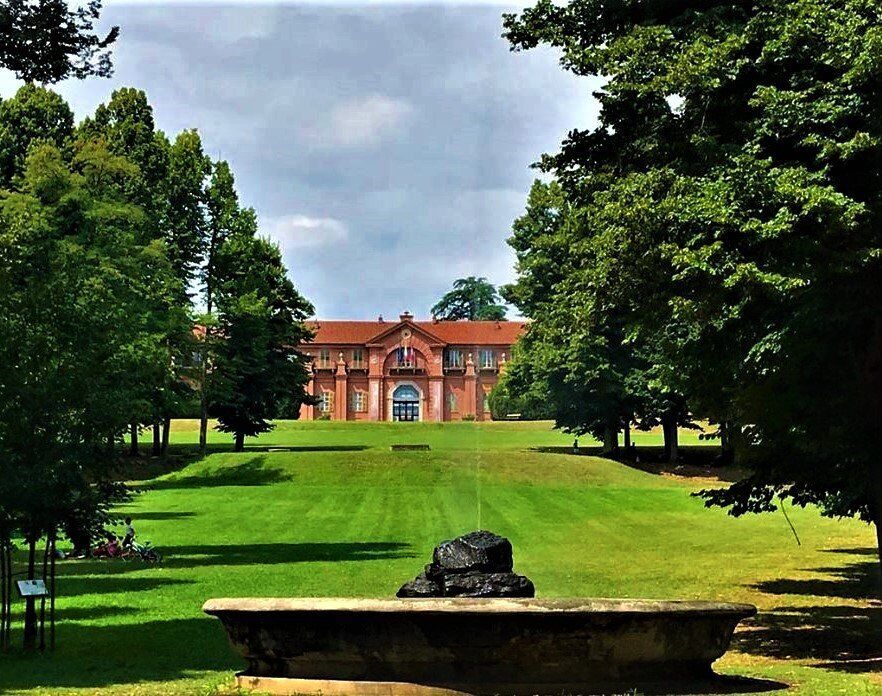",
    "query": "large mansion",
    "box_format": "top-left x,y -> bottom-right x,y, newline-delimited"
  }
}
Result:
299,312 -> 526,422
